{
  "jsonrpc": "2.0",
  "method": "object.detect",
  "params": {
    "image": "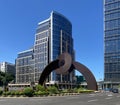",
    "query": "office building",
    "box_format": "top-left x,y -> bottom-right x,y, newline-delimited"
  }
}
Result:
0,62 -> 15,75
104,0 -> 120,88
16,11 -> 75,88
16,48 -> 34,83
